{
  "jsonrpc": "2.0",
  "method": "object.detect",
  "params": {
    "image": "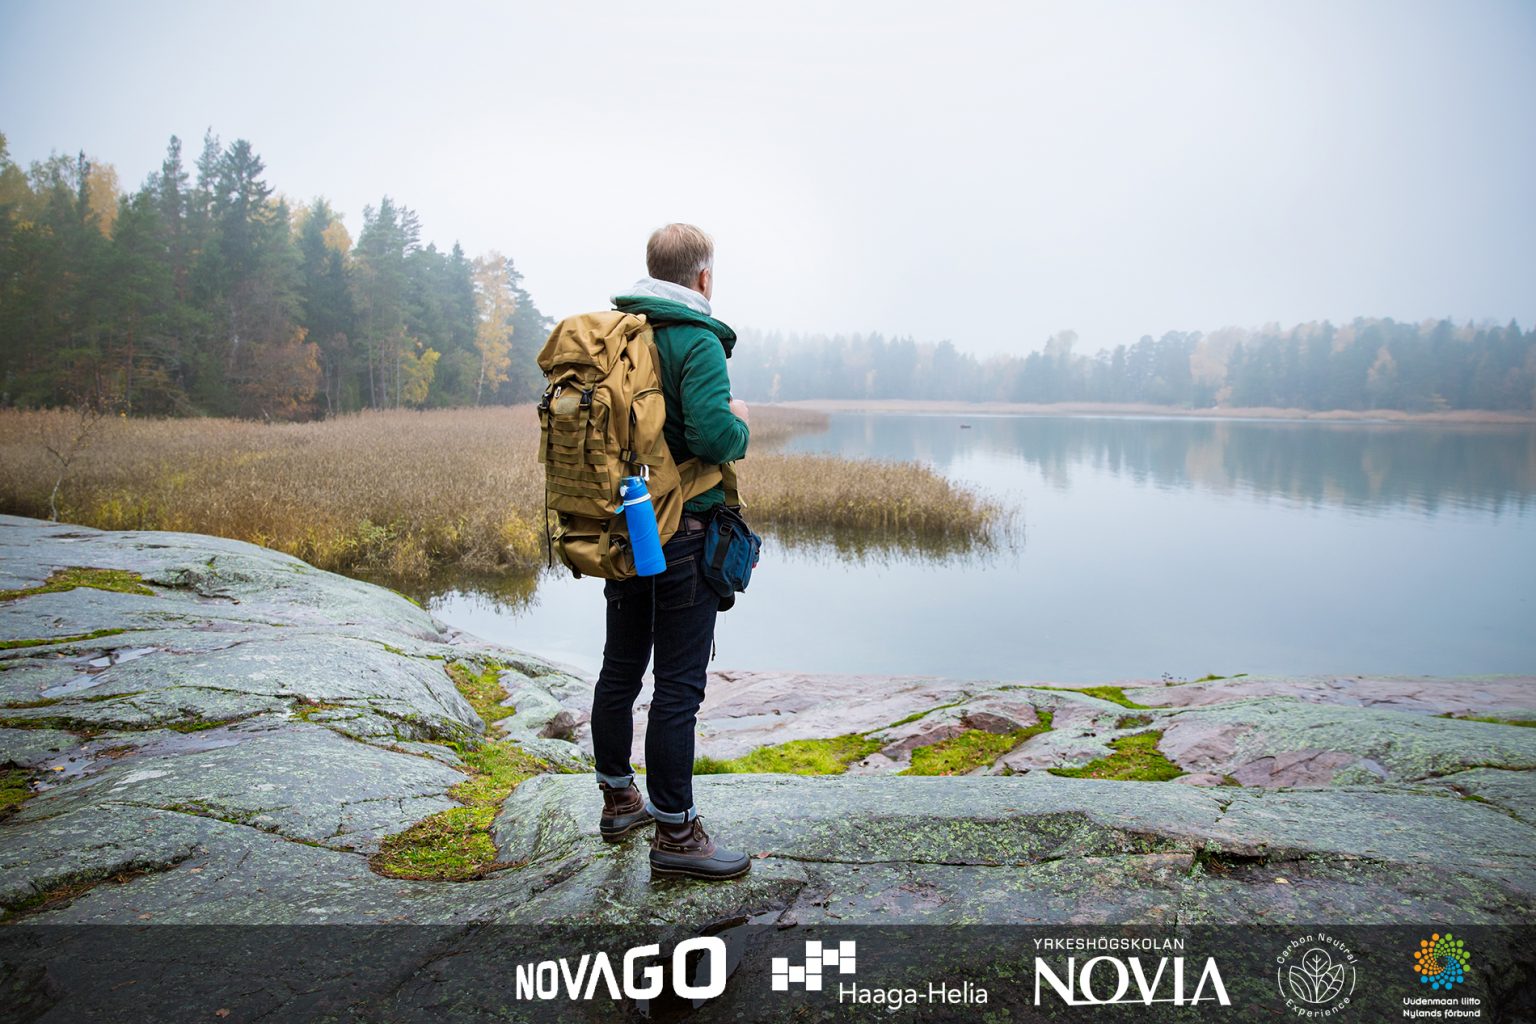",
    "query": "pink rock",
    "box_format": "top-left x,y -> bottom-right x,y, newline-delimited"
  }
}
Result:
1230,749 -> 1360,788
538,709 -> 587,742
1173,773 -> 1228,787
1122,675 -> 1536,718
1158,721 -> 1252,770
874,719 -> 968,758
